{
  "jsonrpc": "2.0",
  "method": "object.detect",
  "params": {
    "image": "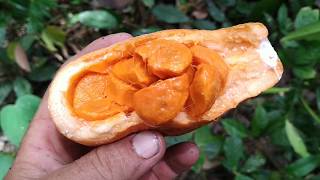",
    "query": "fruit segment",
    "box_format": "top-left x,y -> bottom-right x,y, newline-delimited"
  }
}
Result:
187,64 -> 224,118
73,73 -> 108,109
135,39 -> 192,79
133,73 -> 190,126
73,73 -> 124,120
190,45 -> 228,80
75,99 -> 124,120
106,74 -> 138,109
112,56 -> 157,88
